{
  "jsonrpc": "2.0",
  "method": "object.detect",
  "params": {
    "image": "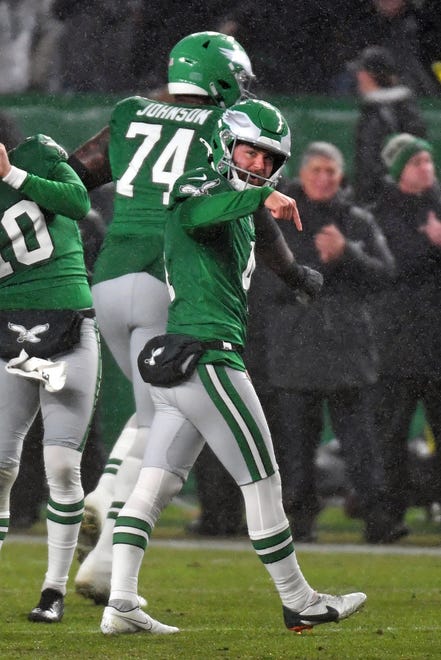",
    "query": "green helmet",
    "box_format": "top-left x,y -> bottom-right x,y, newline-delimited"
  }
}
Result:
168,31 -> 254,108
210,99 -> 291,190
